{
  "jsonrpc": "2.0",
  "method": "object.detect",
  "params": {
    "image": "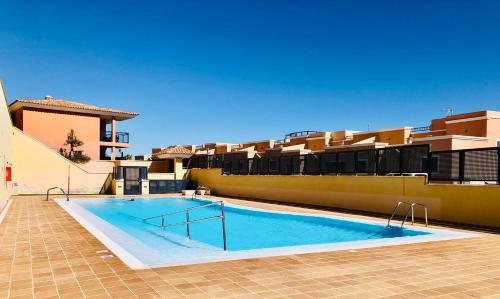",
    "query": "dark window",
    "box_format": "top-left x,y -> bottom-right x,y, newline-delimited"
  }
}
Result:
182,158 -> 190,169
167,160 -> 174,173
